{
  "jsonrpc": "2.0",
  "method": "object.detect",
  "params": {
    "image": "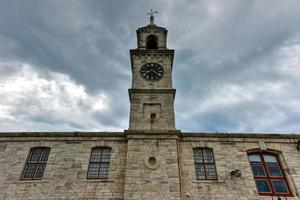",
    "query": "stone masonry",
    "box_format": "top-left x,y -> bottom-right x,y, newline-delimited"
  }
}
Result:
0,132 -> 127,200
128,18 -> 175,131
0,132 -> 300,199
